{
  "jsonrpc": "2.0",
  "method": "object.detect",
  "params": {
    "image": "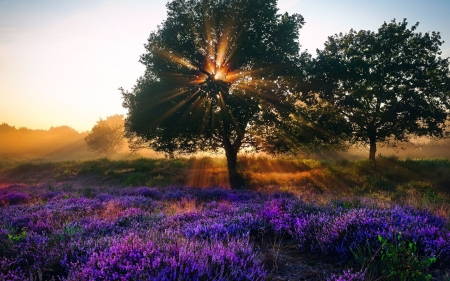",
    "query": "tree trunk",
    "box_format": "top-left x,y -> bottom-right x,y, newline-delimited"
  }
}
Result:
218,97 -> 245,188
223,141 -> 236,172
222,130 -> 245,189
223,141 -> 246,189
369,135 -> 377,161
